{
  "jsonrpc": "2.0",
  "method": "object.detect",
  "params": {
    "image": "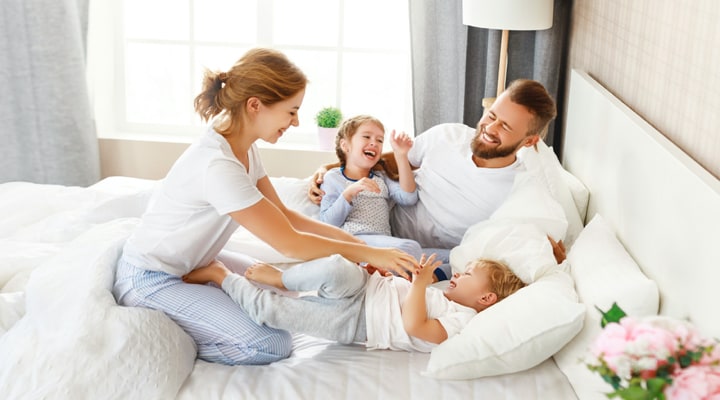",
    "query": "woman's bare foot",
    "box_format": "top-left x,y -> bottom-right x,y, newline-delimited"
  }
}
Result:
244,263 -> 285,290
182,260 -> 230,286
